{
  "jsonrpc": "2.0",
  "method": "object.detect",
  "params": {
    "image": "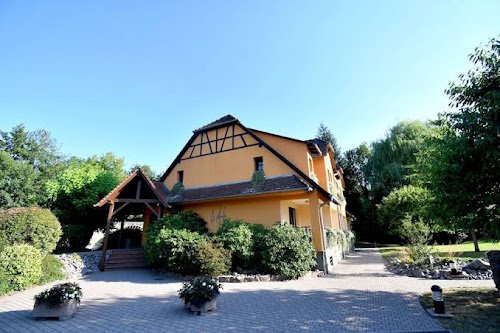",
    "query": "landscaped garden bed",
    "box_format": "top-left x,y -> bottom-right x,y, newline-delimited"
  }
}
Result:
420,287 -> 499,333
379,240 -> 499,280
